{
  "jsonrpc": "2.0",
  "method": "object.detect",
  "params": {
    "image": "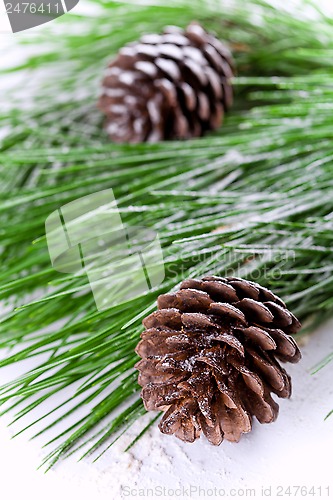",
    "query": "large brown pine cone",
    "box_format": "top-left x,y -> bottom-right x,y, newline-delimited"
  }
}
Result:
98,23 -> 234,143
135,276 -> 301,445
